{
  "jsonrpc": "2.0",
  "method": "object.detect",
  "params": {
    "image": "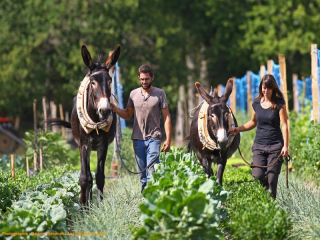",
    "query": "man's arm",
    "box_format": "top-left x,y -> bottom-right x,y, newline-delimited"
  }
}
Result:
161,107 -> 172,152
110,103 -> 134,120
